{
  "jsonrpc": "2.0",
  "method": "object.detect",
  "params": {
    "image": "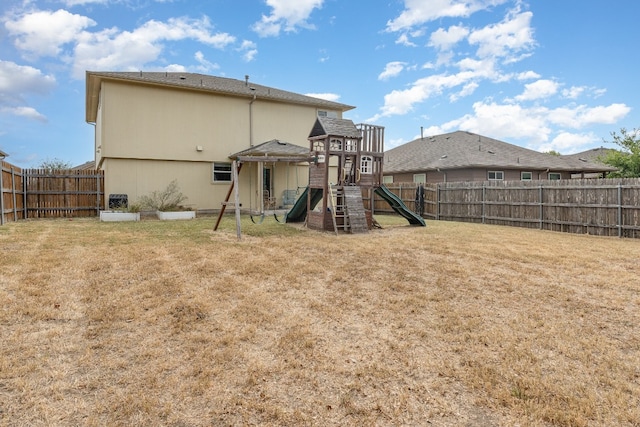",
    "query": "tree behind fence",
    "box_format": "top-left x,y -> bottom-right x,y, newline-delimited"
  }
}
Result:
1,160 -> 104,224
374,179 -> 640,238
